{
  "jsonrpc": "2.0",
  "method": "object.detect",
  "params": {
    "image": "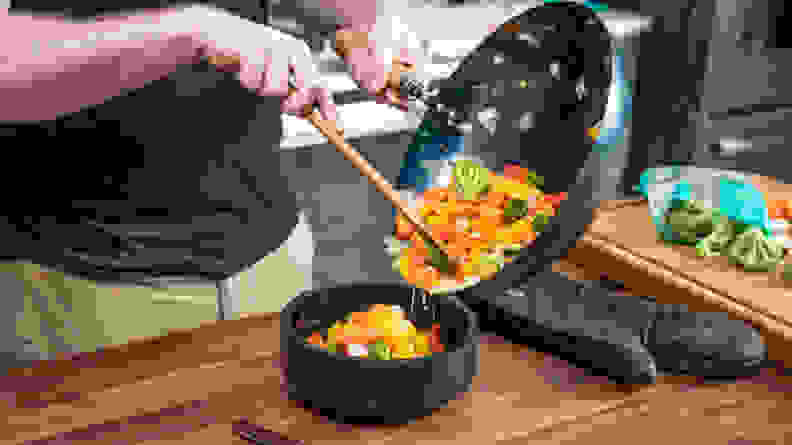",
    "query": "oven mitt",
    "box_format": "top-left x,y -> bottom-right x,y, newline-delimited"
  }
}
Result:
636,166 -> 772,243
473,269 -> 658,384
478,269 -> 767,384
593,277 -> 767,378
